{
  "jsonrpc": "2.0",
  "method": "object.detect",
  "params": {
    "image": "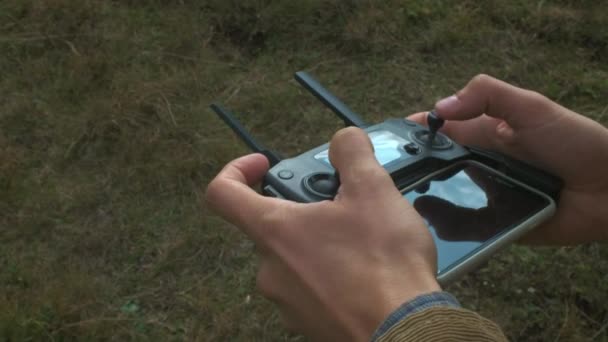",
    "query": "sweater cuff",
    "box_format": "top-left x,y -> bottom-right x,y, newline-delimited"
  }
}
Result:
370,291 -> 461,342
